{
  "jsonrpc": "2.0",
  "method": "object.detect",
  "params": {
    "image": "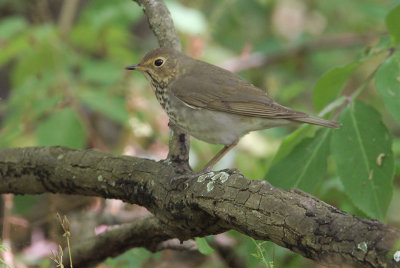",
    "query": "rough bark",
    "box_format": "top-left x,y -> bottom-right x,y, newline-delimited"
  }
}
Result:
0,146 -> 399,267
134,0 -> 181,51
66,216 -> 170,267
